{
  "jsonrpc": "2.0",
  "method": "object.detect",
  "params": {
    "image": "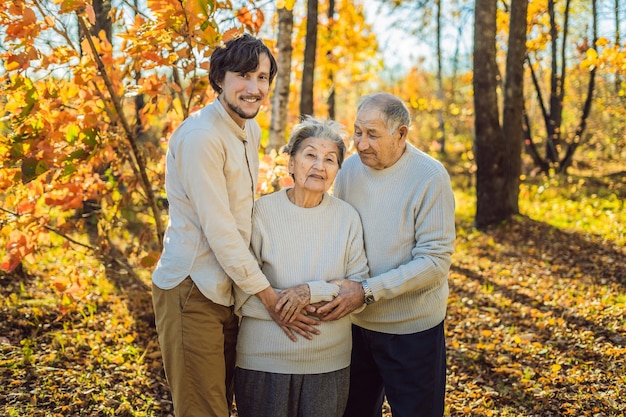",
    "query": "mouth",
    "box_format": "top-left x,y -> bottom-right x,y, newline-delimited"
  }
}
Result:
241,96 -> 261,103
